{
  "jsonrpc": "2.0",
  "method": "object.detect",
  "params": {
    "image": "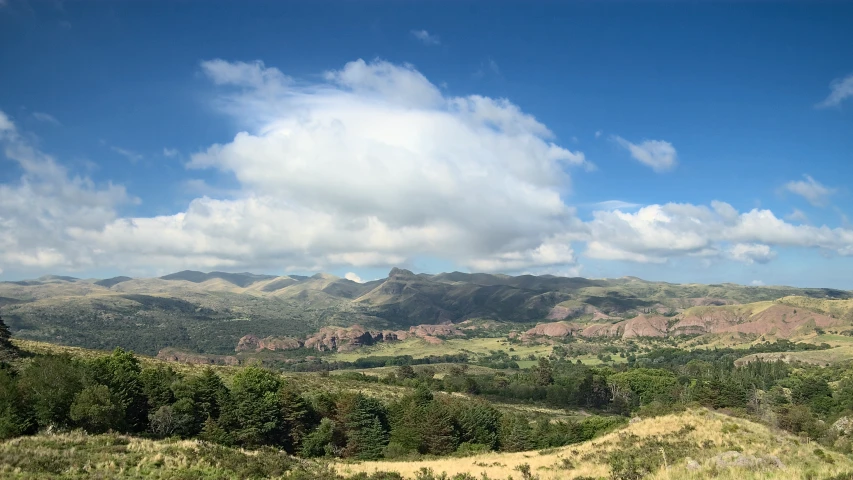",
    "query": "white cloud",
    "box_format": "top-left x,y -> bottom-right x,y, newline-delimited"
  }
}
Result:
582,201 -> 853,263
817,72 -> 853,108
729,243 -> 776,264
751,280 -> 764,286
5,59 -> 853,277
344,272 -> 364,283
595,130 -> 602,138
785,208 -> 809,223
163,148 -> 179,157
71,58 -> 588,274
110,146 -> 143,163
410,29 -> 440,46
612,136 -> 678,172
784,175 -> 835,207
0,110 -> 132,270
32,112 -> 60,125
